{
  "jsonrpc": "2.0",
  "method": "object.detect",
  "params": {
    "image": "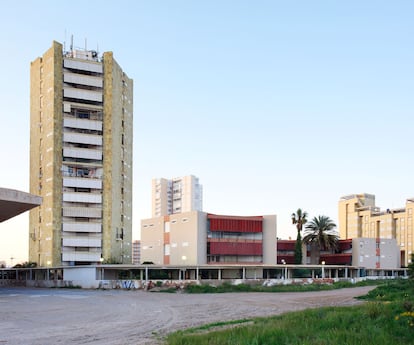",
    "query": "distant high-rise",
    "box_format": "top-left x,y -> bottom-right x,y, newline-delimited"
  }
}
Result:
132,240 -> 141,265
152,175 -> 202,217
29,41 -> 133,266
